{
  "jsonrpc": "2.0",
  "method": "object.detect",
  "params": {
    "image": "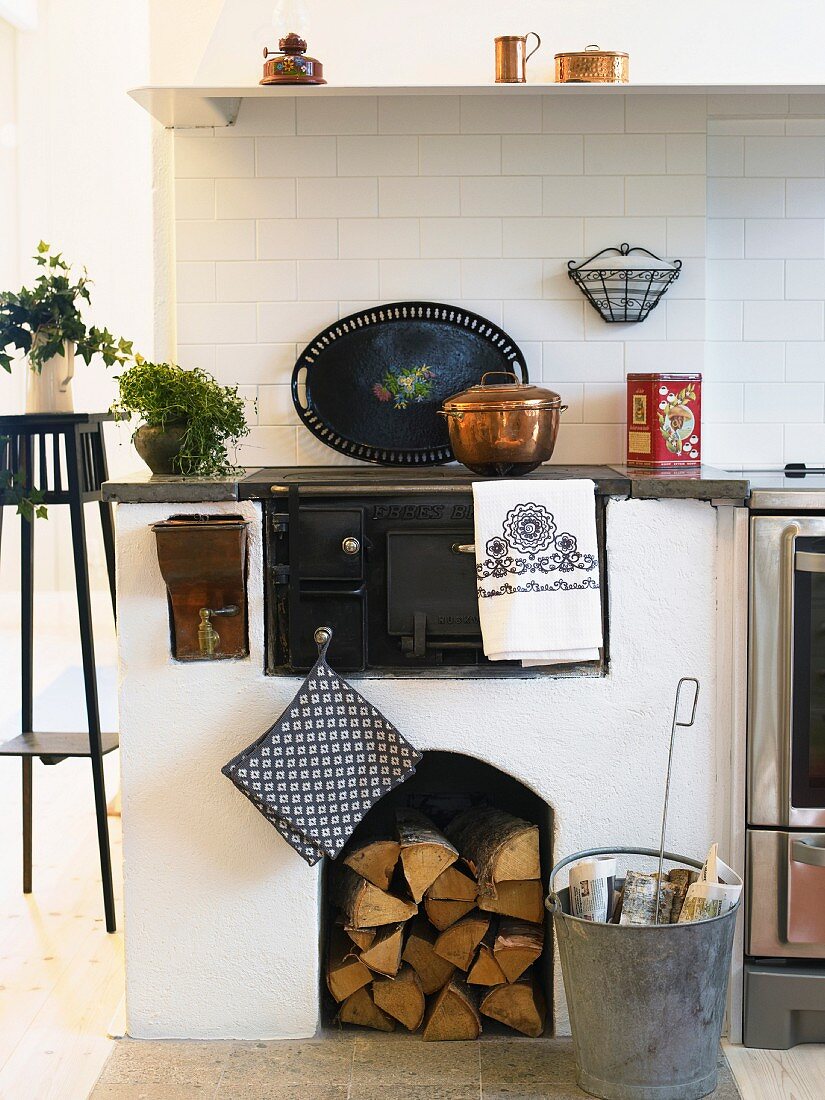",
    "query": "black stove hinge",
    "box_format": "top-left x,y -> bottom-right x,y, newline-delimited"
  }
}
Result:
269,511 -> 290,582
